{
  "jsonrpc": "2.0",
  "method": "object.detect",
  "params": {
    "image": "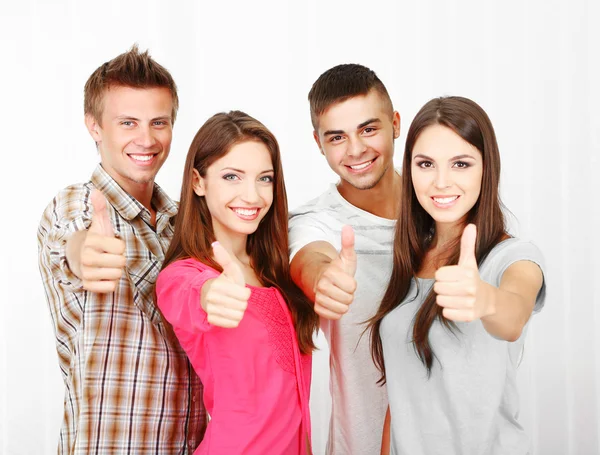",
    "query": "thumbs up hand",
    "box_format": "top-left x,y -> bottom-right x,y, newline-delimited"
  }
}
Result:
314,225 -> 358,320
201,242 -> 251,328
79,189 -> 127,293
434,224 -> 492,322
